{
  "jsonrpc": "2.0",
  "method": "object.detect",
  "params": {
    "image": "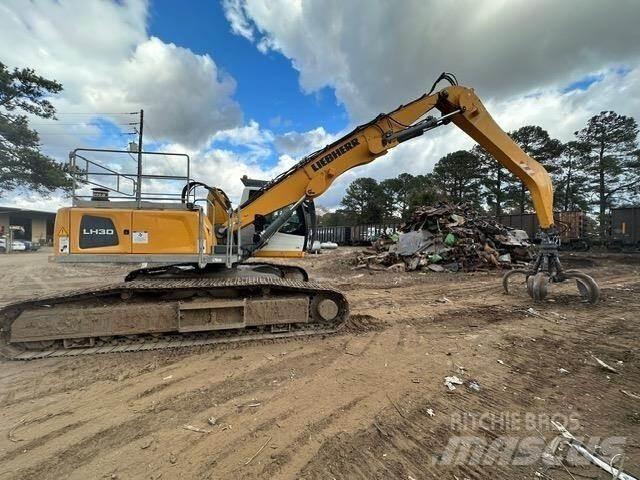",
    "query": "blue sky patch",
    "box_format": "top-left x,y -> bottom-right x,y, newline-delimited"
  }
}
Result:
561,73 -> 606,93
148,0 -> 347,135
561,65 -> 631,94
